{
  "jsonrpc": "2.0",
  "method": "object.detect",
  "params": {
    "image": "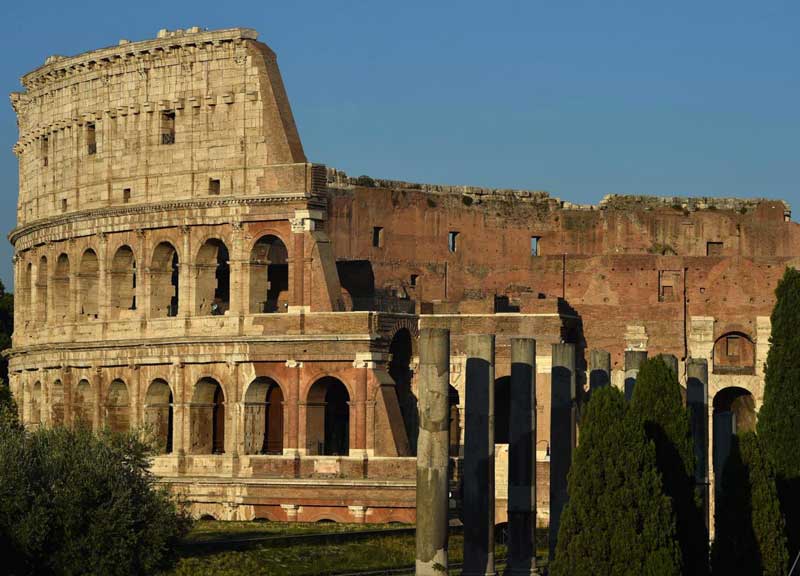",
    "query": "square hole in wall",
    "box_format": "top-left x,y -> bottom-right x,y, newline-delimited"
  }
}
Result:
410,274 -> 418,287
61,199 -> 67,212
707,242 -> 723,256
531,236 -> 541,256
123,188 -> 131,203
209,178 -> 221,196
448,231 -> 459,253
